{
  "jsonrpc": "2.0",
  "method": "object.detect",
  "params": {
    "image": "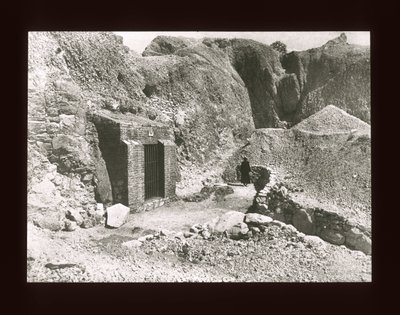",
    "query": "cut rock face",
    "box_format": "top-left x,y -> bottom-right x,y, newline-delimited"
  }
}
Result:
106,203 -> 130,228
